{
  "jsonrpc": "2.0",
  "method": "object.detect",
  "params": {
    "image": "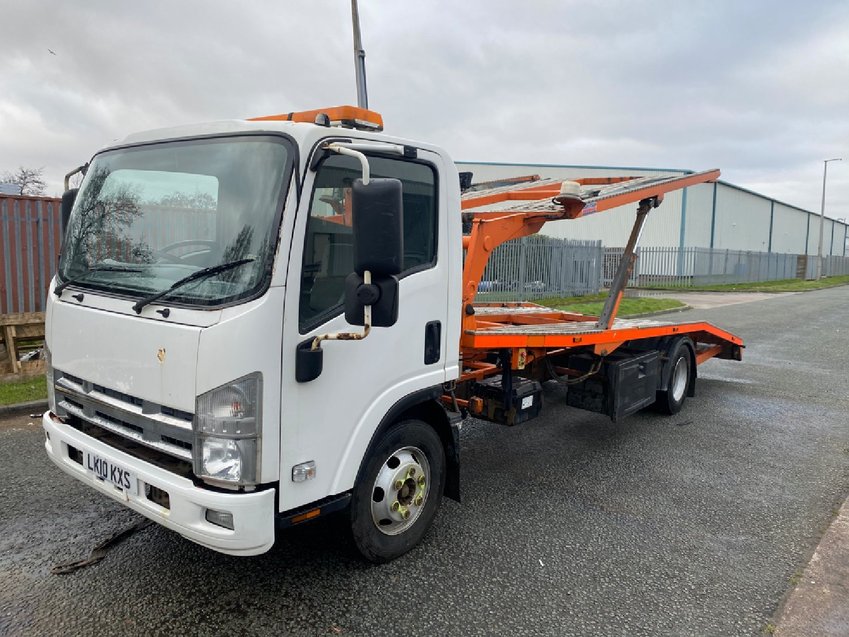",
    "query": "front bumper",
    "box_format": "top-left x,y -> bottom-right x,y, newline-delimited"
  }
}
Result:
43,413 -> 276,556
